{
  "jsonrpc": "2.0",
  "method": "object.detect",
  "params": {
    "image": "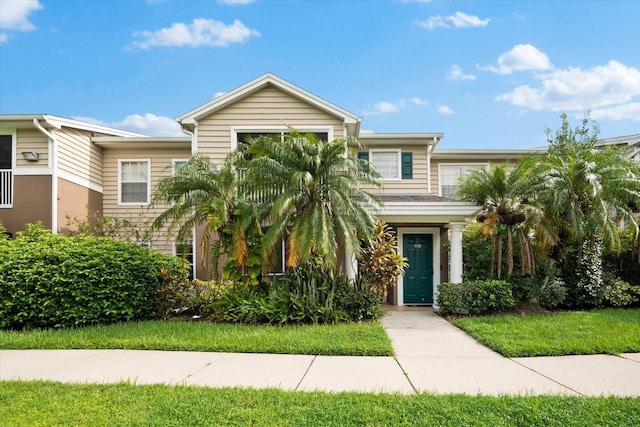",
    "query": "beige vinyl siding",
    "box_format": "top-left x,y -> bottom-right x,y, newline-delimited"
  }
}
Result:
196,86 -> 345,162
54,127 -> 103,189
16,129 -> 48,168
102,146 -> 191,254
